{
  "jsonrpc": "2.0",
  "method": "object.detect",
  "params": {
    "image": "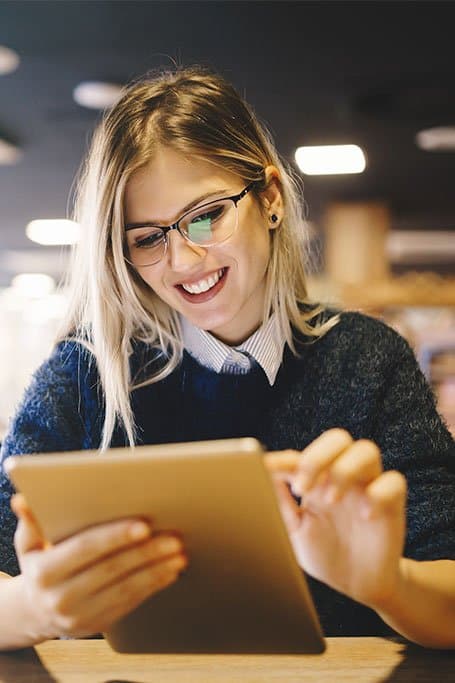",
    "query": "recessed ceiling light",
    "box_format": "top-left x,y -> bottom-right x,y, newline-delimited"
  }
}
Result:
0,45 -> 20,75
295,144 -> 366,175
0,139 -> 22,165
415,126 -> 455,151
26,219 -> 80,246
73,81 -> 123,109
